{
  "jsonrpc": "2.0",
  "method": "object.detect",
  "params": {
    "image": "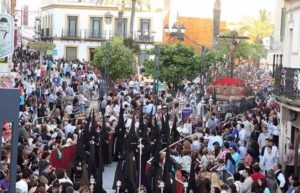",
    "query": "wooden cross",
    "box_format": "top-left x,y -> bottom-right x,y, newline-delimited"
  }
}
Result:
217,31 -> 249,77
